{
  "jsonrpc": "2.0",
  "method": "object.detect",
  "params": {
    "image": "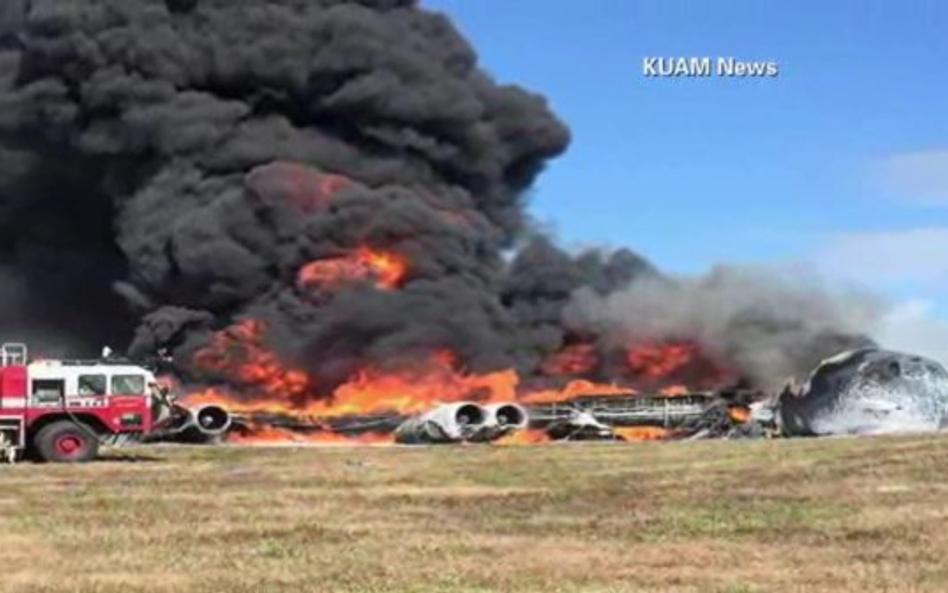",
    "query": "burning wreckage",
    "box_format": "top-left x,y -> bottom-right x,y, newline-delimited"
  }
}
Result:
2,340 -> 946,461
208,347 -> 948,446
154,346 -> 945,448
221,393 -> 745,445
1,0 -> 947,455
